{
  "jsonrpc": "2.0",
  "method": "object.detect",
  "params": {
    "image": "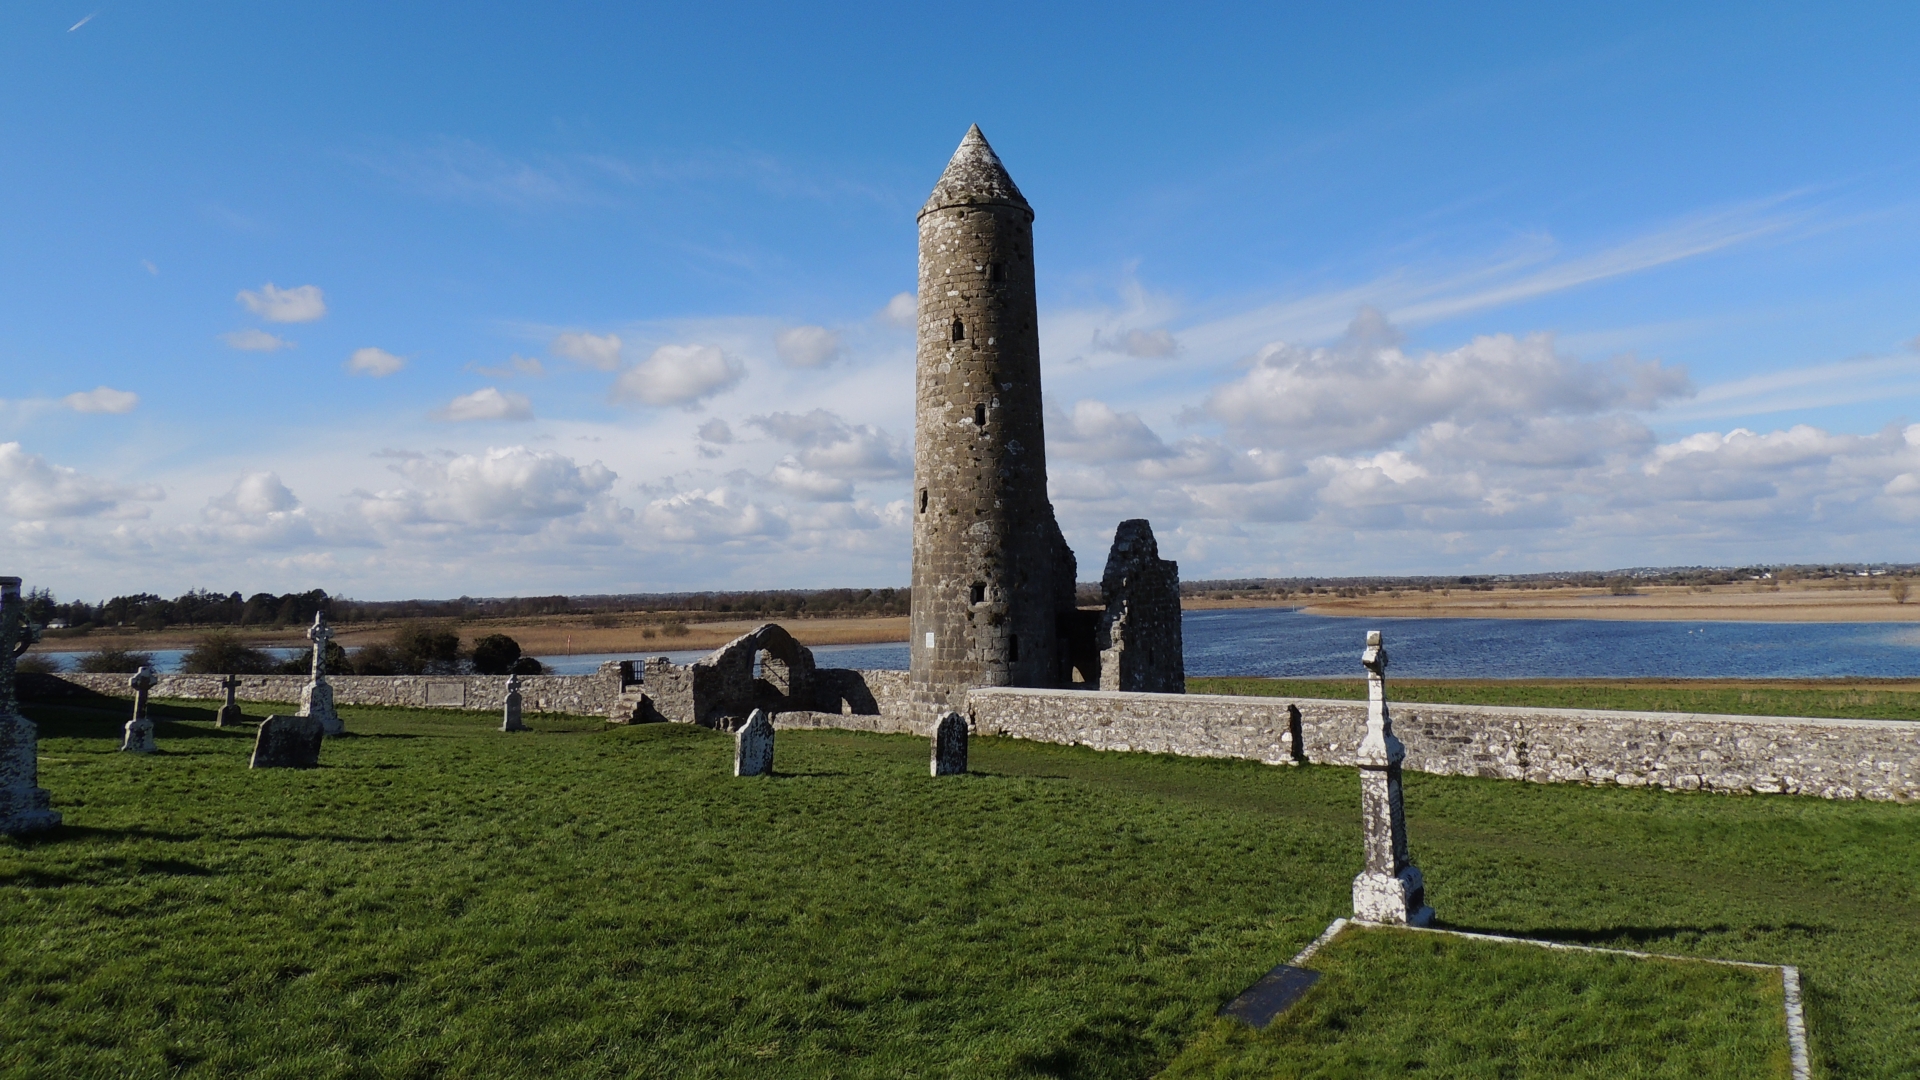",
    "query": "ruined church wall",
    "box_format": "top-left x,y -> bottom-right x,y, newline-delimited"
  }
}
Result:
962,687 -> 1920,802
